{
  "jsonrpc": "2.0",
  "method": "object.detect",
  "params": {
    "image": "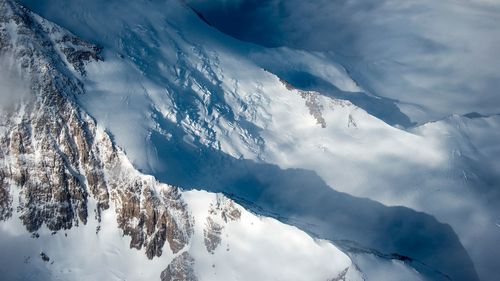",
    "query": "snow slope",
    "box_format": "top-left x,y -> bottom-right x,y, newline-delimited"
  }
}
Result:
0,189 -> 362,281
10,0 -> 500,280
